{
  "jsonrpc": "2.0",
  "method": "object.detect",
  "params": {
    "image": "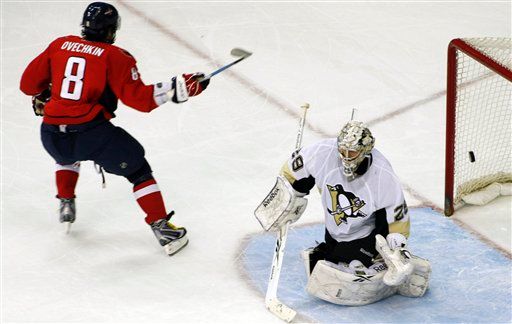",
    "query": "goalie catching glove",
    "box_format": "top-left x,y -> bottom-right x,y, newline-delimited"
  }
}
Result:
375,233 -> 431,297
254,176 -> 308,231
375,233 -> 414,286
153,72 -> 210,105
